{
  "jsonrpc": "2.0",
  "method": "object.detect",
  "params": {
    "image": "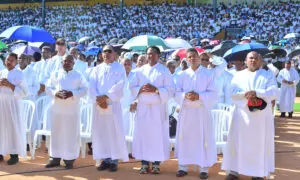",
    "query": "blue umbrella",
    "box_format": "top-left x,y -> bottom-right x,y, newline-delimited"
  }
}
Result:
223,43 -> 269,61
0,25 -> 55,43
85,46 -> 101,56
